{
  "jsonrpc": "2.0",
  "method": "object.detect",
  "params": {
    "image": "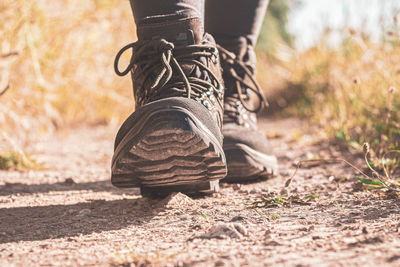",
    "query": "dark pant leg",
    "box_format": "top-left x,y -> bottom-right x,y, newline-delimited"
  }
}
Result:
205,0 -> 269,63
130,0 -> 204,25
